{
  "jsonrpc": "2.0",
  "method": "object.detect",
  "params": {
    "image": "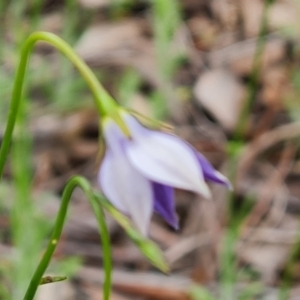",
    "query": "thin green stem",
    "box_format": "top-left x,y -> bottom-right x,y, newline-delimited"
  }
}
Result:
23,176 -> 112,300
0,31 -> 123,180
89,194 -> 112,298
233,0 -> 274,140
